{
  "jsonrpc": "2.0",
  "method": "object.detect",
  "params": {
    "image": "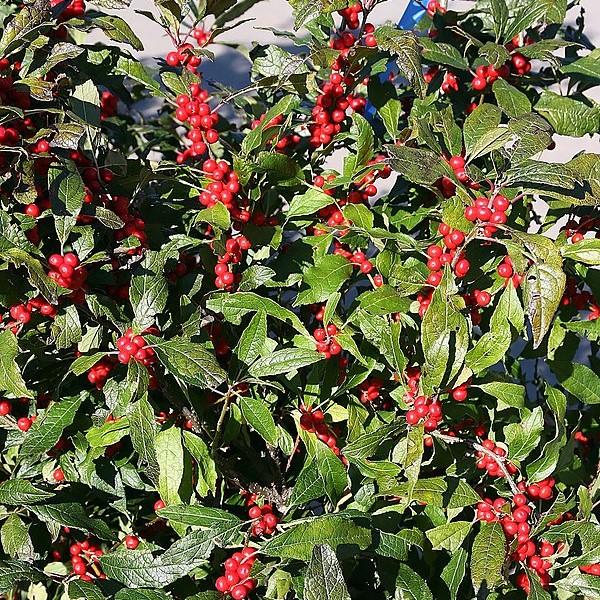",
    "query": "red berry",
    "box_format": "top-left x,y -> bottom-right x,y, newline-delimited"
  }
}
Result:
17,417 -> 32,432
52,467 -> 65,482
124,534 -> 139,549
